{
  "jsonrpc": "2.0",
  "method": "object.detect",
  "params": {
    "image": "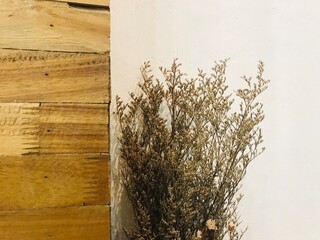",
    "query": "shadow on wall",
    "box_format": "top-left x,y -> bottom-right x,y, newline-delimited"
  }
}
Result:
110,110 -> 135,239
